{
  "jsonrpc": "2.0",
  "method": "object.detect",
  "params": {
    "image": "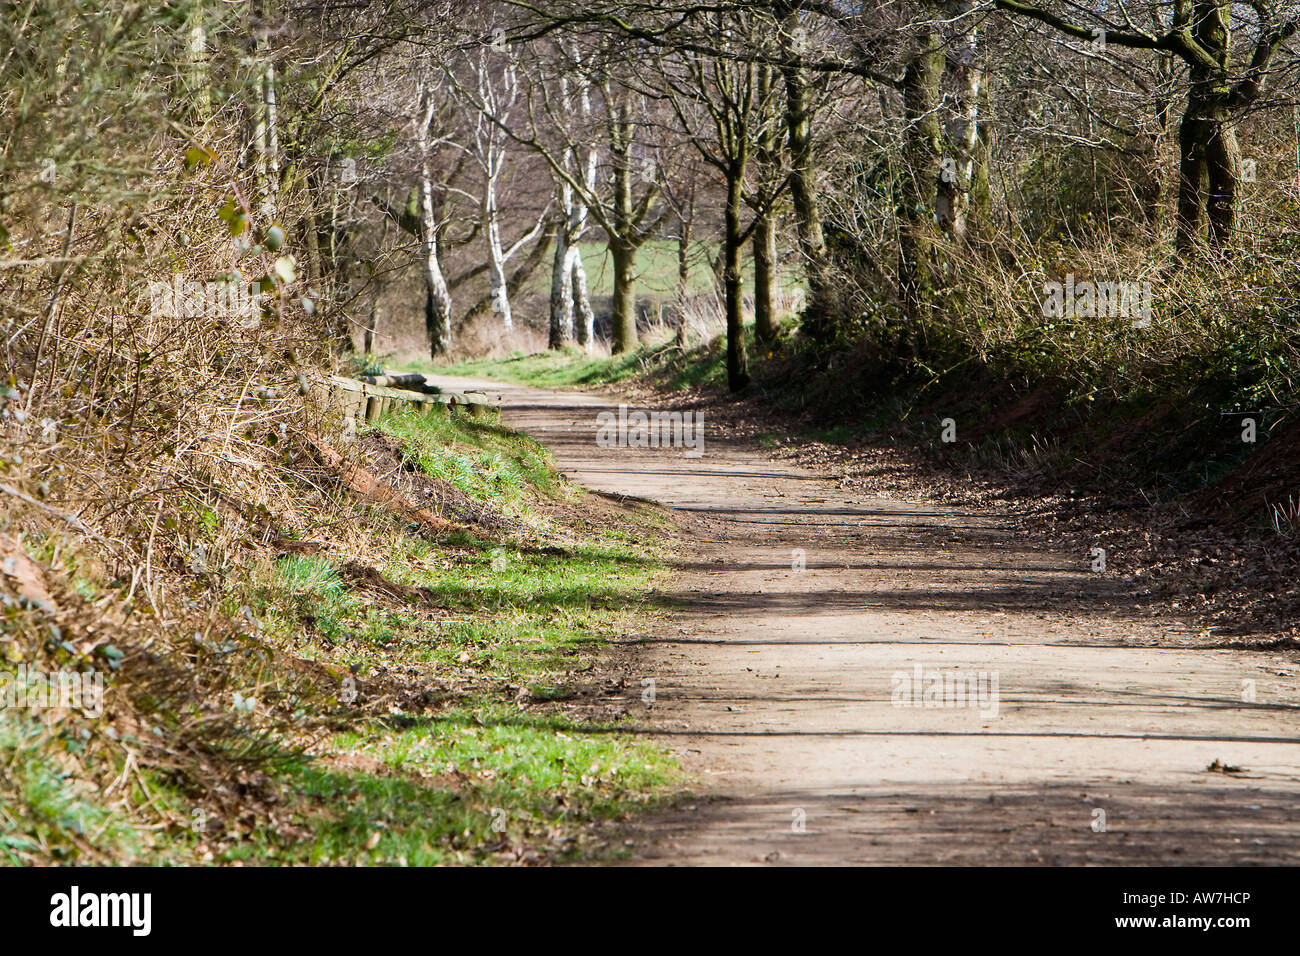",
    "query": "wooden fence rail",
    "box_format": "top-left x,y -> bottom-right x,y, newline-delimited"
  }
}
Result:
307,374 -> 496,431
